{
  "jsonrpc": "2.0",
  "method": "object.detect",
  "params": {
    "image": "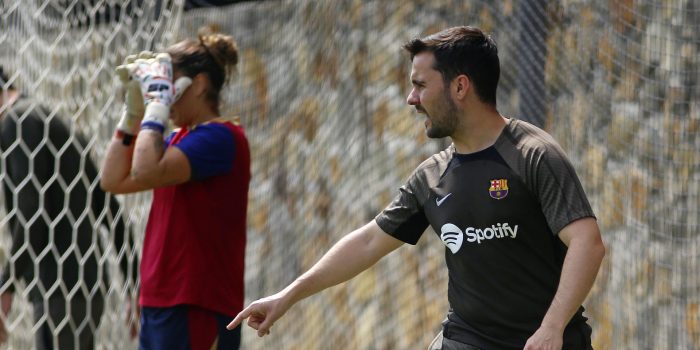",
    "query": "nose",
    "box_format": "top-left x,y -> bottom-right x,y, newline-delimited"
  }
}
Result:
406,89 -> 419,106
